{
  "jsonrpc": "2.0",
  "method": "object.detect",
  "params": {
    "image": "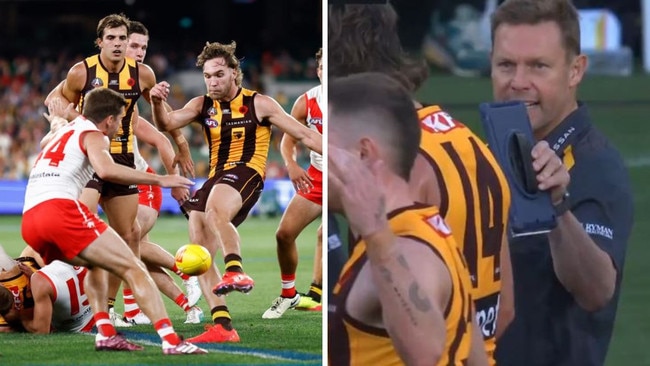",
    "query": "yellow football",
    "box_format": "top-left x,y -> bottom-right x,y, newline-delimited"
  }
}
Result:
174,244 -> 211,276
